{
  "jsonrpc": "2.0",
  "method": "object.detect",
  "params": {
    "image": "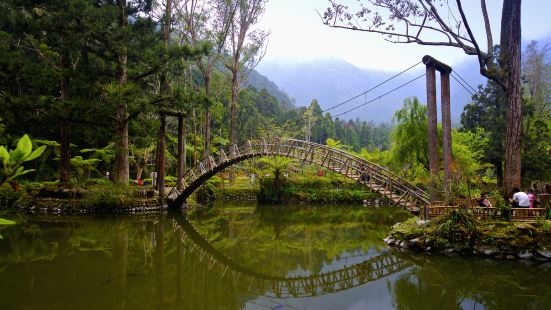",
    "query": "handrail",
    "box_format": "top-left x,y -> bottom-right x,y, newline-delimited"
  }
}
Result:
173,137 -> 430,209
